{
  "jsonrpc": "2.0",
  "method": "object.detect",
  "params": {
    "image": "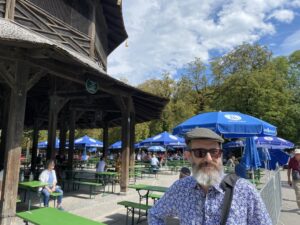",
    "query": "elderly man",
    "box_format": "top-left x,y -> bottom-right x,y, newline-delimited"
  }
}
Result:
148,128 -> 271,225
287,148 -> 300,209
